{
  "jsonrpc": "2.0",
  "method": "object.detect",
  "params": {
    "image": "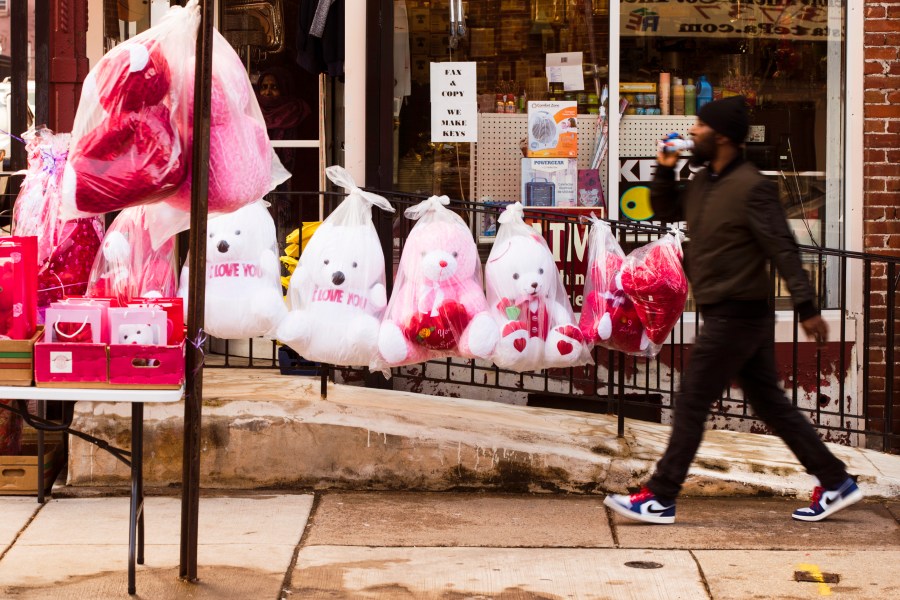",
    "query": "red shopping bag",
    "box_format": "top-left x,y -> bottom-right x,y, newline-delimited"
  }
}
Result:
0,237 -> 39,340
